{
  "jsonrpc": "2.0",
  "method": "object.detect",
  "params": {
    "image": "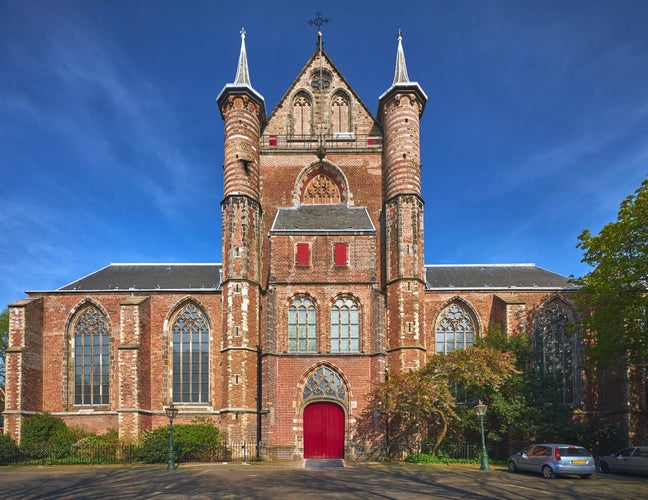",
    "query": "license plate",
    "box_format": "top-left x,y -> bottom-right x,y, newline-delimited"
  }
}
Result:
572,460 -> 586,464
